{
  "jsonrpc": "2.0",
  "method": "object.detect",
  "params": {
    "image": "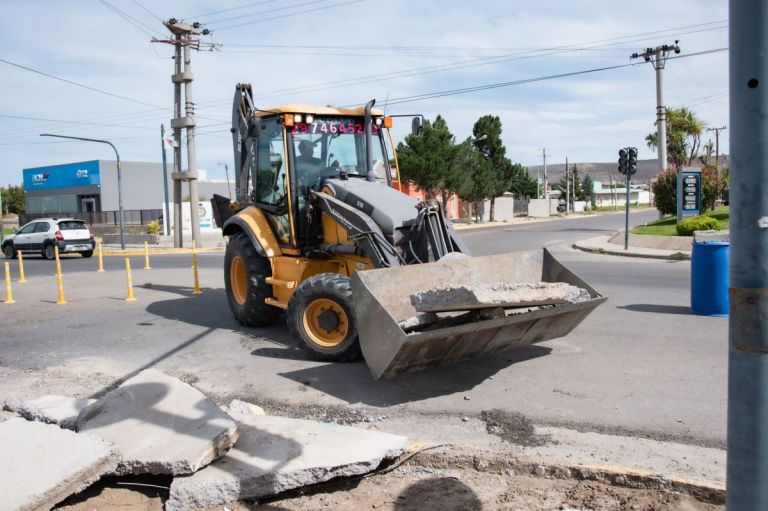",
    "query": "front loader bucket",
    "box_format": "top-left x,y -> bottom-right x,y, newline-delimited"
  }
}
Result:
350,248 -> 606,379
